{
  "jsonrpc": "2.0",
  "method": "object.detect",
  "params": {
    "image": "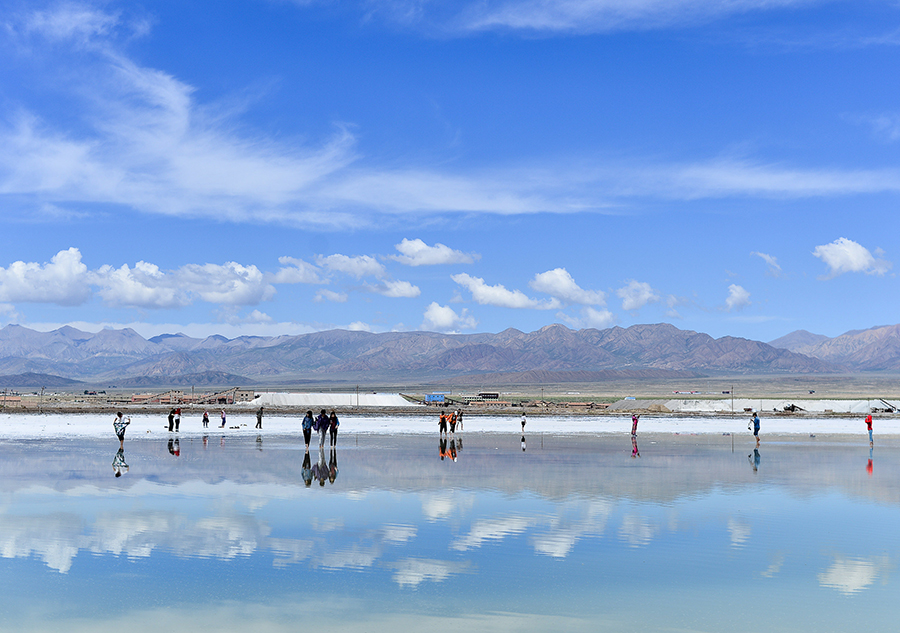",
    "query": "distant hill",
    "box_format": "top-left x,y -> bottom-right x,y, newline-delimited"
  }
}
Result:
0,322 -> 843,383
0,372 -> 83,388
117,371 -> 251,387
780,324 -> 900,371
769,330 -> 831,351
